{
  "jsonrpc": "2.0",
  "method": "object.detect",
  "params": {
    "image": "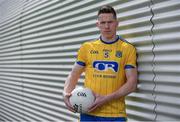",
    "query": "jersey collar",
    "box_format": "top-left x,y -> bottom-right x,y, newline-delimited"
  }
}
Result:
100,35 -> 119,44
